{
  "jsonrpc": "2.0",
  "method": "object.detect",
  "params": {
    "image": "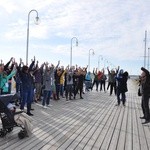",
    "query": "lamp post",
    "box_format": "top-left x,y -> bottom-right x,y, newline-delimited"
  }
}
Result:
109,62 -> 112,69
88,49 -> 94,72
70,37 -> 78,67
26,9 -> 40,65
148,48 -> 150,70
104,59 -> 108,69
144,30 -> 147,68
98,55 -> 103,70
